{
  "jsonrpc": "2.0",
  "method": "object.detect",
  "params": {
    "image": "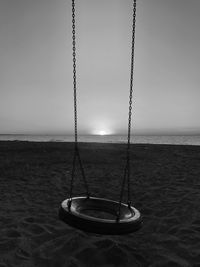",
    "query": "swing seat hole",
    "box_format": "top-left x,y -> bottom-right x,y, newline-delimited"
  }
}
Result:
80,209 -> 117,220
74,198 -> 134,221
